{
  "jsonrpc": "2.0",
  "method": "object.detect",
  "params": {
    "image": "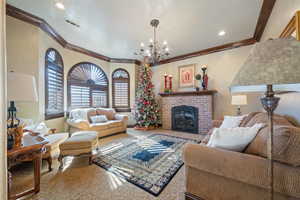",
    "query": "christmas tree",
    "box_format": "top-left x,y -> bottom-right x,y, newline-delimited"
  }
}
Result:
135,60 -> 160,129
